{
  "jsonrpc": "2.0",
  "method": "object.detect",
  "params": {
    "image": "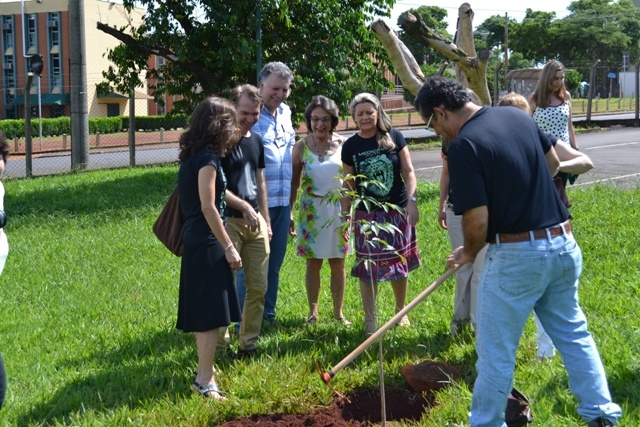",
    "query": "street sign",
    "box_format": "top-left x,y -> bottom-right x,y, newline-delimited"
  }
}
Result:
608,72 -> 617,79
